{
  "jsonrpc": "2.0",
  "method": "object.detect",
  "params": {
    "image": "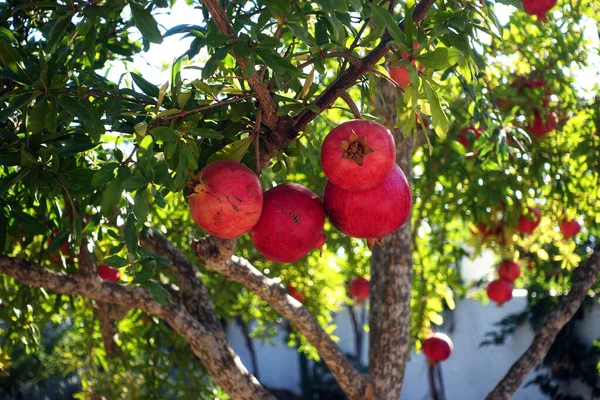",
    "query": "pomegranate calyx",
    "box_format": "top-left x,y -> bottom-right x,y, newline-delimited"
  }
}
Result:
366,237 -> 384,250
340,131 -> 374,166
